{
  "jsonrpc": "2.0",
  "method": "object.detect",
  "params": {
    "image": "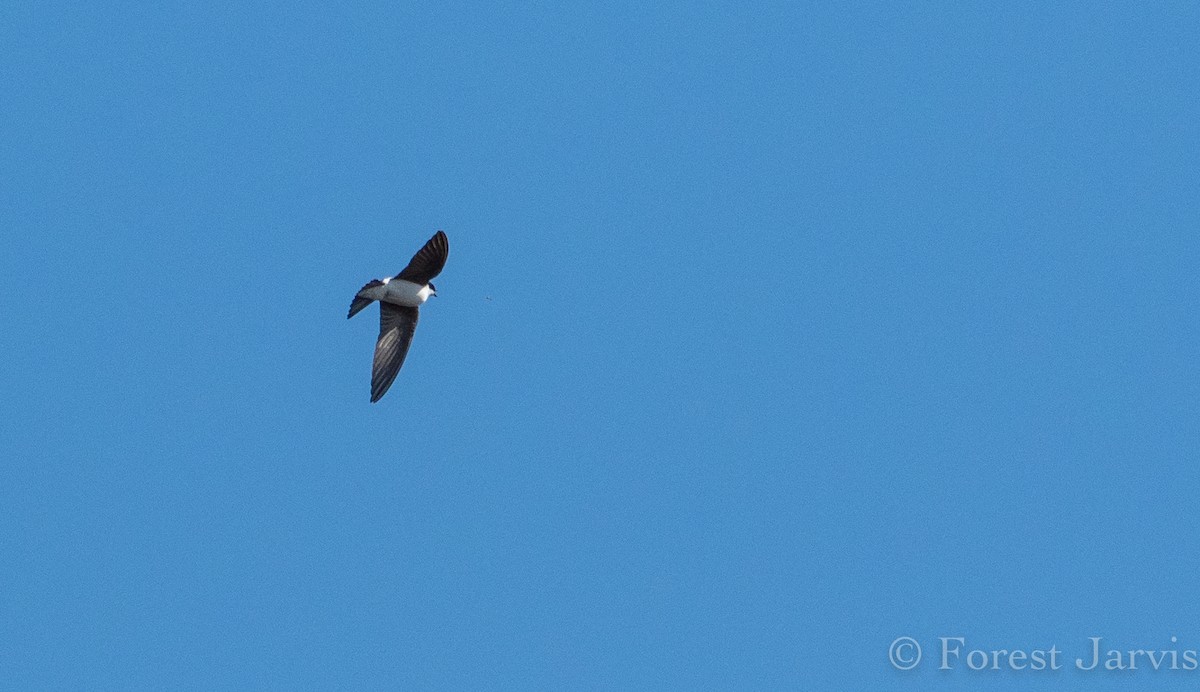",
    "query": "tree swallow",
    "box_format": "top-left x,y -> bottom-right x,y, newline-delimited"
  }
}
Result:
347,230 -> 449,402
